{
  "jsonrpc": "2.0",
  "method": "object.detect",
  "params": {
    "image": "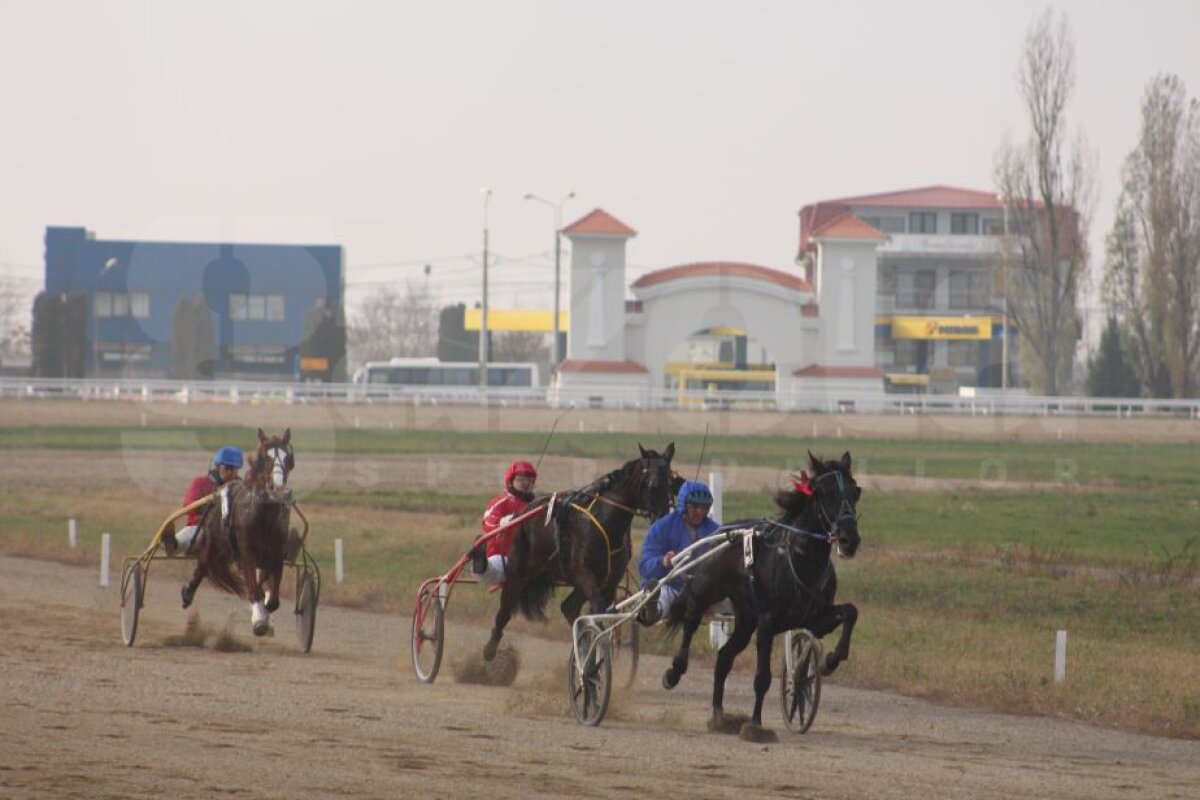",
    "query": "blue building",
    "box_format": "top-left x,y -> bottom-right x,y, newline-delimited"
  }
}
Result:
43,226 -> 344,379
